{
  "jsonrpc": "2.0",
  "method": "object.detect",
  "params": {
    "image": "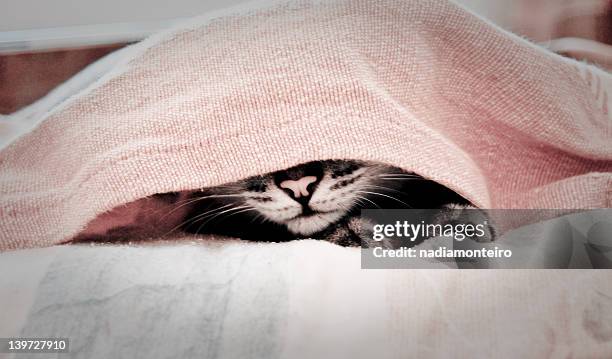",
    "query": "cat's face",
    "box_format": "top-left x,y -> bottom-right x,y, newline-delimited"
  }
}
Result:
183,159 -> 468,240
236,160 -> 405,236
